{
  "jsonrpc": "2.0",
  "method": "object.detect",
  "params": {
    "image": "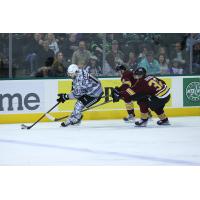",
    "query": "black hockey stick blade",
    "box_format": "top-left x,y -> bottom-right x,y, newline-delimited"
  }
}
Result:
21,124 -> 32,130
